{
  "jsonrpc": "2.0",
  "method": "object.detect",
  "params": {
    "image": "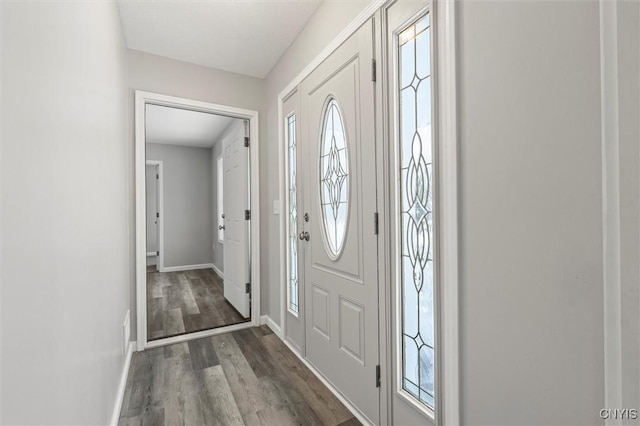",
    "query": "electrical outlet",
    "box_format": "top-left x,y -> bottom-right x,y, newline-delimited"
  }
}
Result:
123,310 -> 130,356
